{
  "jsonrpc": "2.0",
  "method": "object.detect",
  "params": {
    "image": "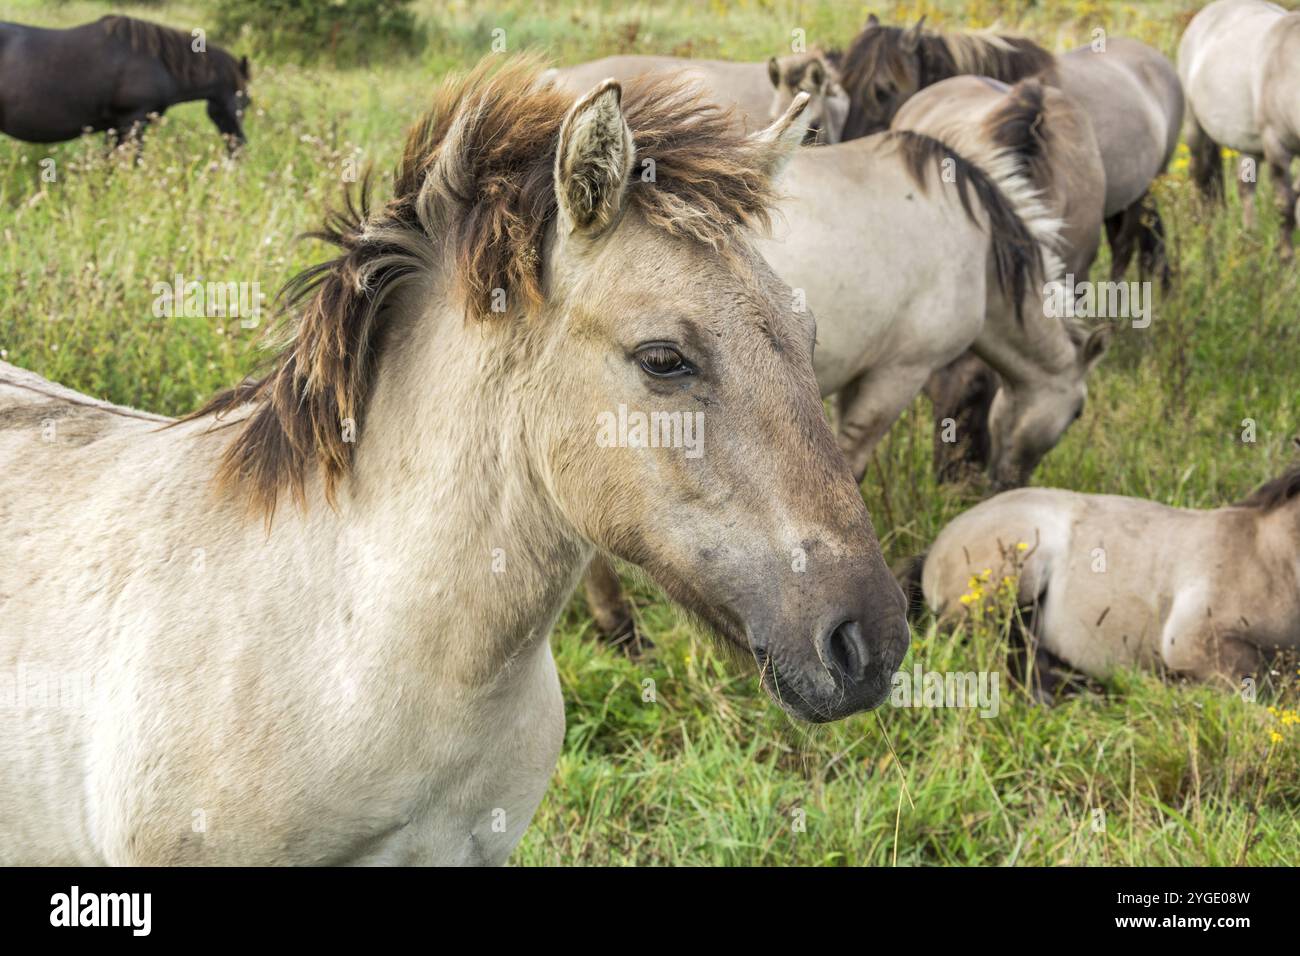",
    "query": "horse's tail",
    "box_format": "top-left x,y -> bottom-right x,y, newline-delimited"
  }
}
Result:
891,80 -> 1064,321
